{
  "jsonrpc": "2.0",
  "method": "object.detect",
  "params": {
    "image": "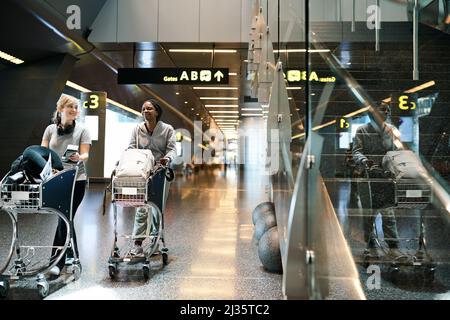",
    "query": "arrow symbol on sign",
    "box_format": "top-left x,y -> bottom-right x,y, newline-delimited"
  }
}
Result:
214,71 -> 224,82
